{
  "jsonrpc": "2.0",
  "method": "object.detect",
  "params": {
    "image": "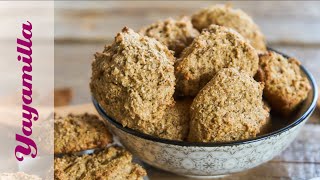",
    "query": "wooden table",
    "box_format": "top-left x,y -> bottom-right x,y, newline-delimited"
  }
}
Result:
53,1 -> 320,179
